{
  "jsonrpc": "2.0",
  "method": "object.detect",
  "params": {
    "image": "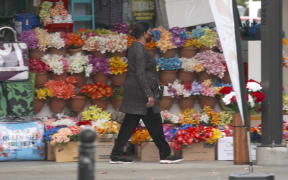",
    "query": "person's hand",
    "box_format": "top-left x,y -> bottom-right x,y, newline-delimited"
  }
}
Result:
146,96 -> 155,107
